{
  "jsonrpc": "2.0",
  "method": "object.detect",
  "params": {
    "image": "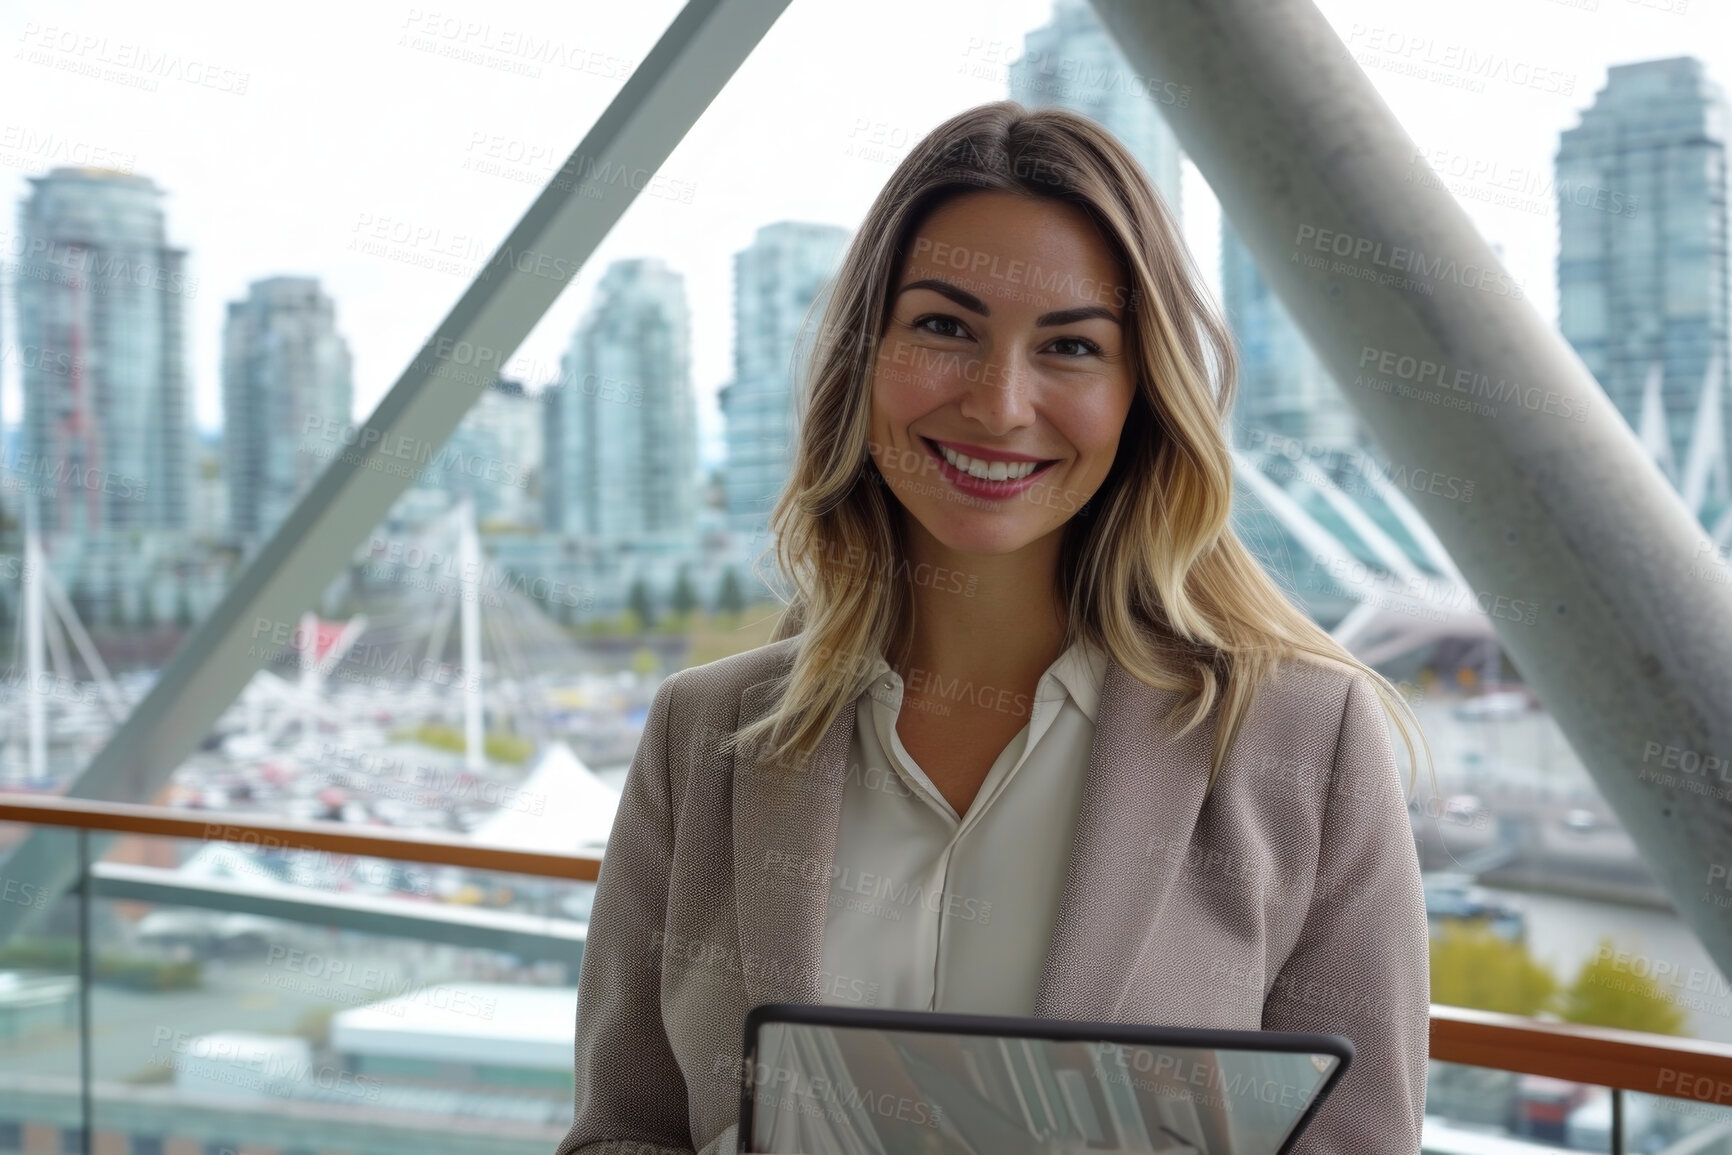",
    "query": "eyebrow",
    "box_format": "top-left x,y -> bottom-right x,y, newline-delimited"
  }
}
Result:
897,277 -> 1122,328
